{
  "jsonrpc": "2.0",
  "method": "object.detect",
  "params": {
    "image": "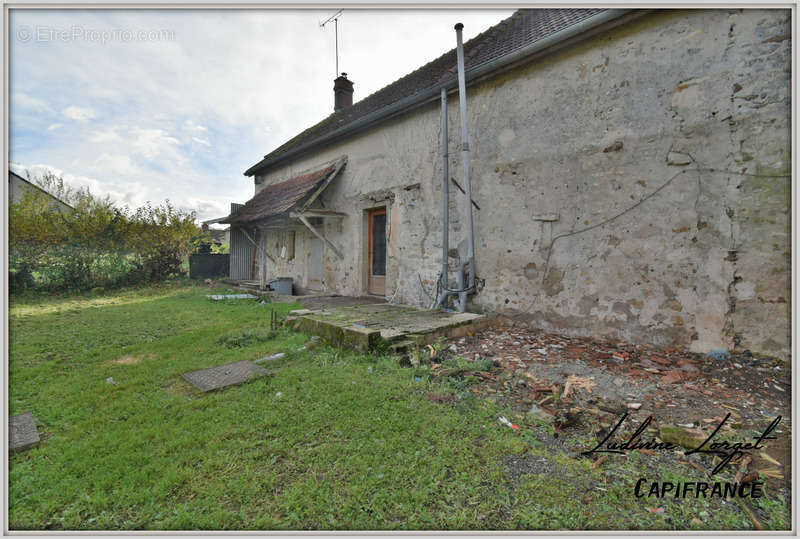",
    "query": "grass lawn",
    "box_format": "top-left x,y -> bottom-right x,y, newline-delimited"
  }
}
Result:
8,282 -> 791,530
